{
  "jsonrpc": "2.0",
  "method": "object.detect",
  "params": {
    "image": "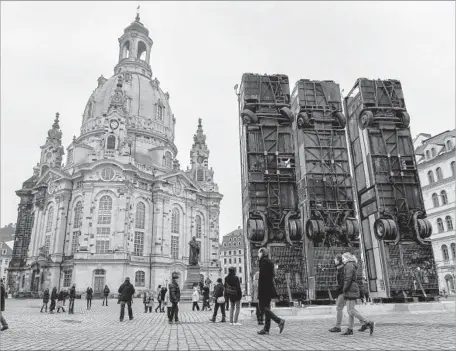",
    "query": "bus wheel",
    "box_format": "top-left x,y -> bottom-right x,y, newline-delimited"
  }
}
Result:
359,110 -> 373,130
